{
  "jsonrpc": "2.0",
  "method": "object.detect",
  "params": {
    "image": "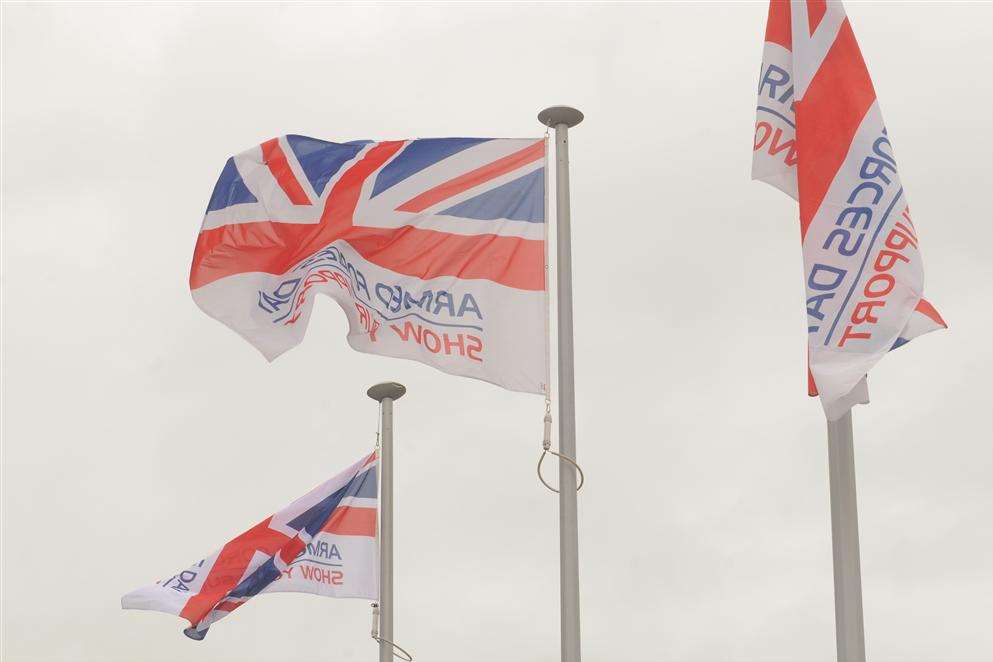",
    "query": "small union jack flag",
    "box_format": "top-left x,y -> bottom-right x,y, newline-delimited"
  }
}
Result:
123,452 -> 379,639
